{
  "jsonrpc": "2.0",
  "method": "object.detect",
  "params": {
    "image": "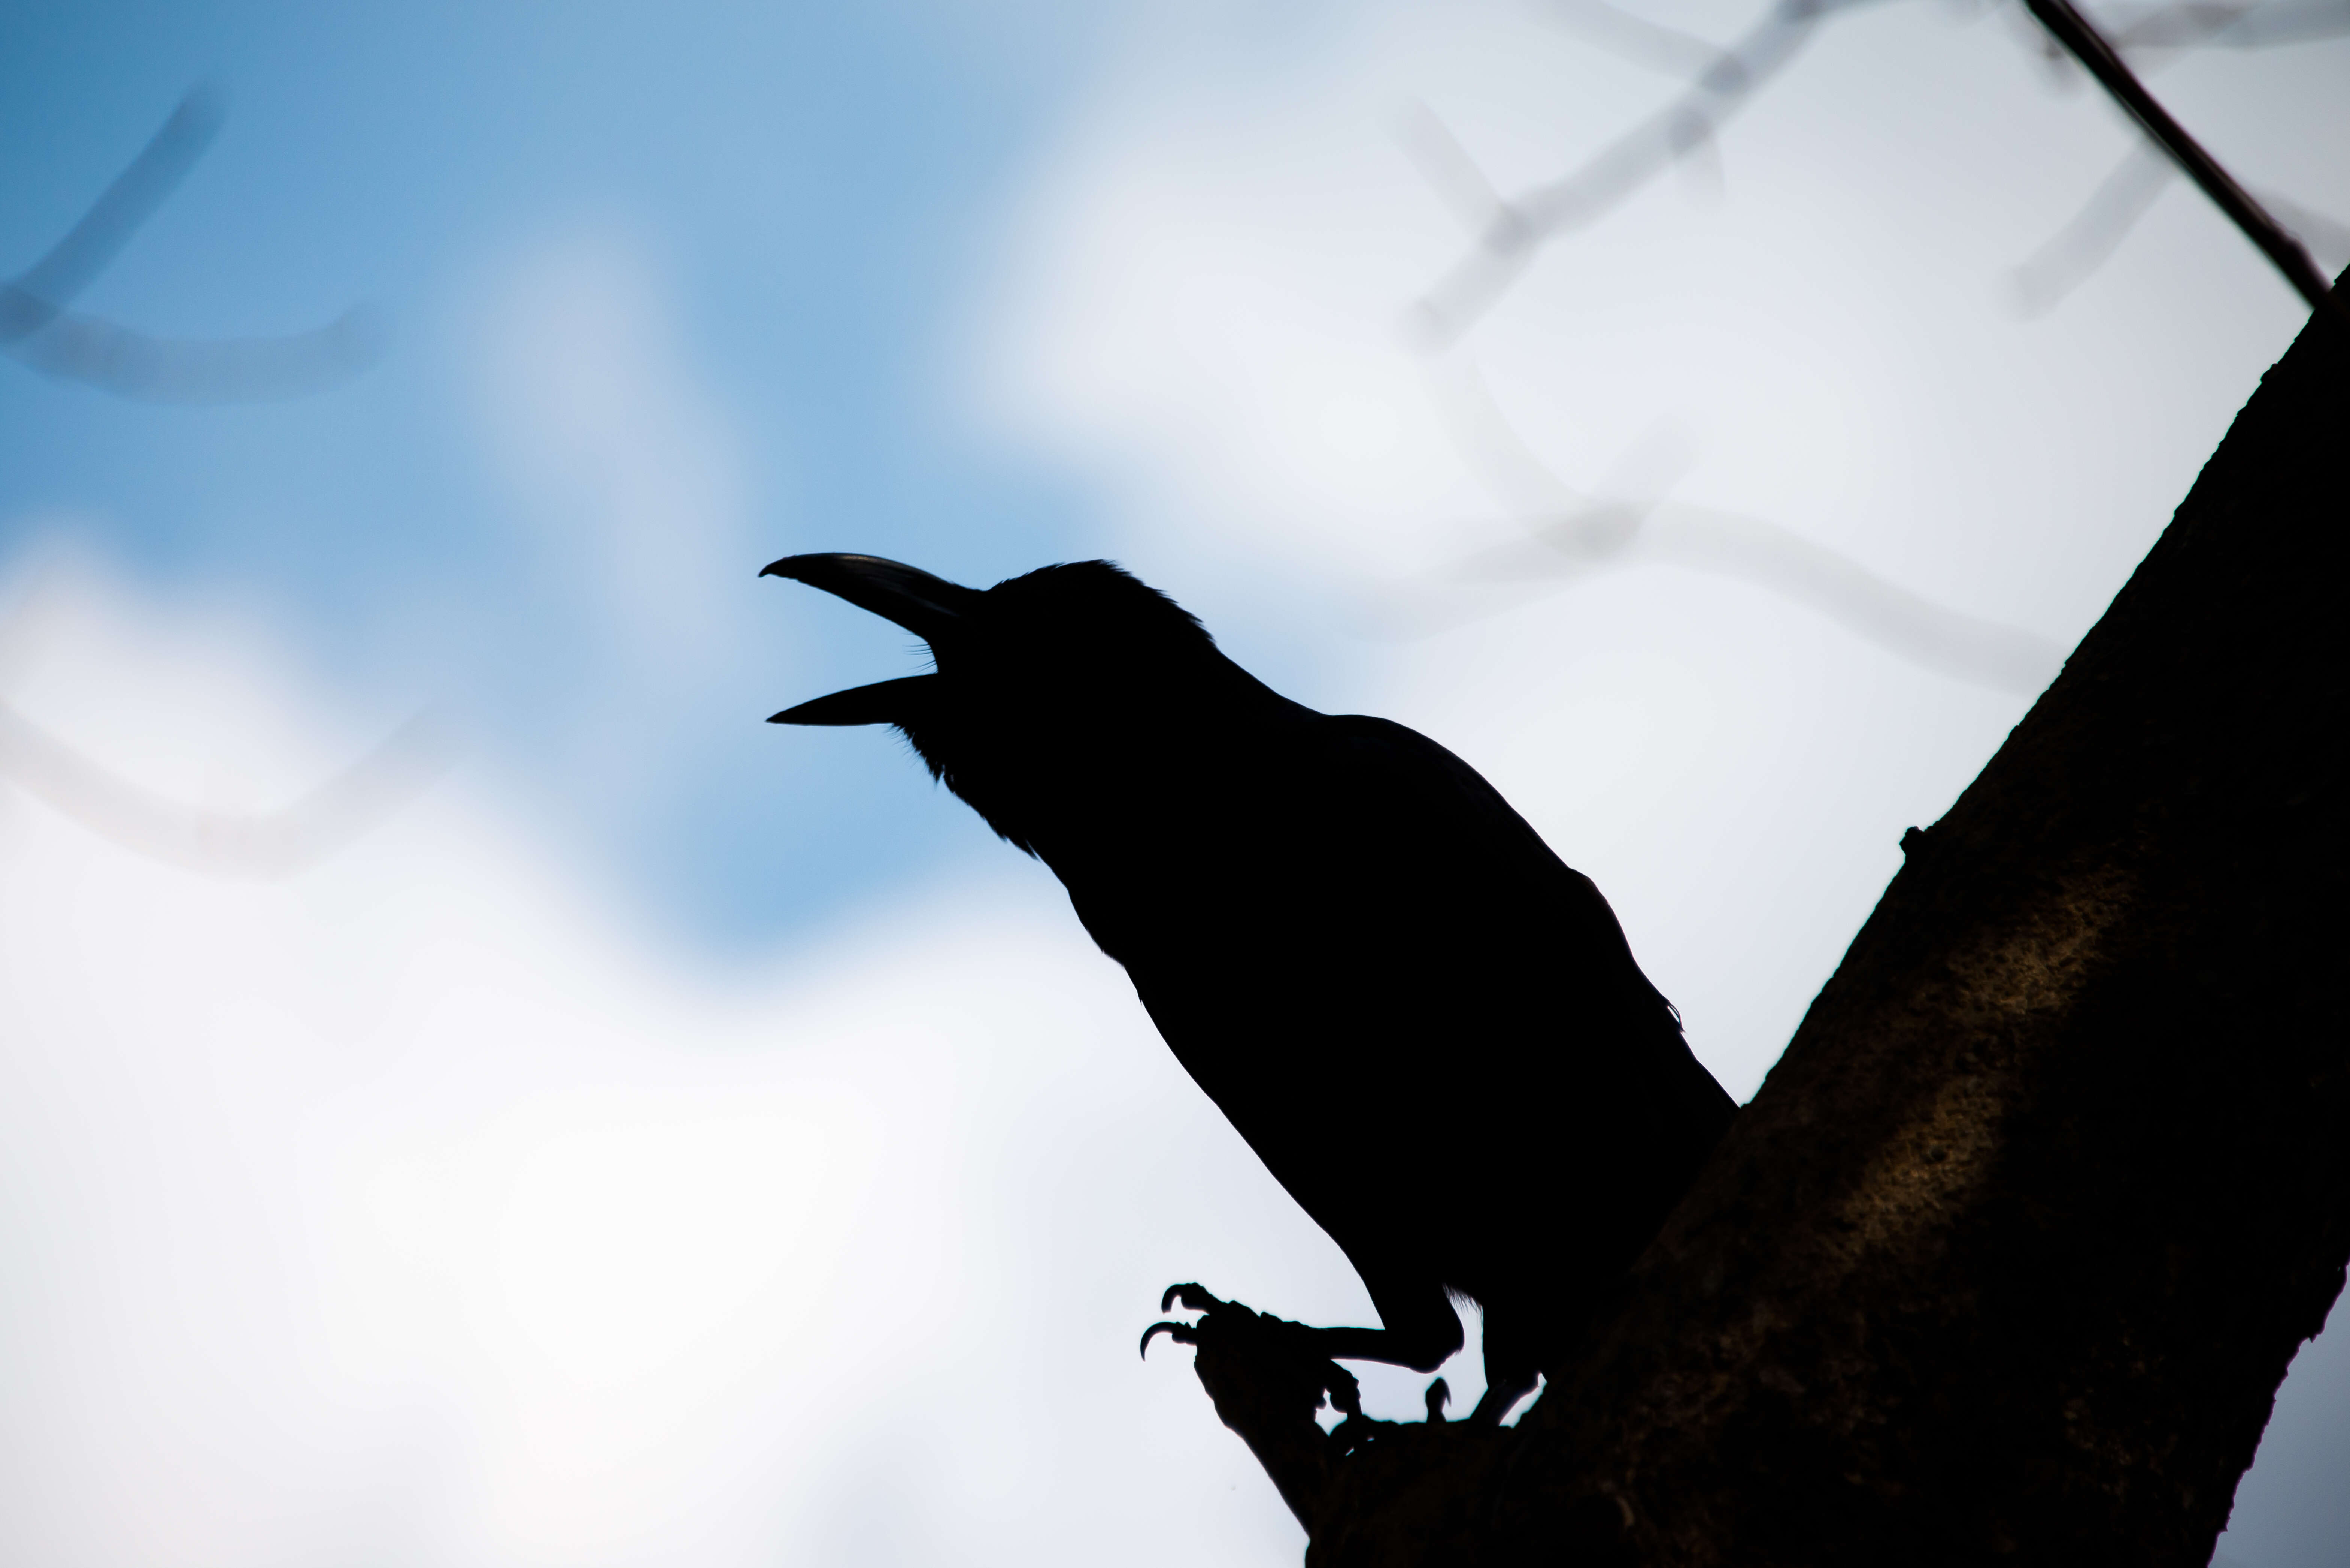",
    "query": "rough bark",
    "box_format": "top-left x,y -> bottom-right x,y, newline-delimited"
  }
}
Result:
1193,289 -> 2350,1565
